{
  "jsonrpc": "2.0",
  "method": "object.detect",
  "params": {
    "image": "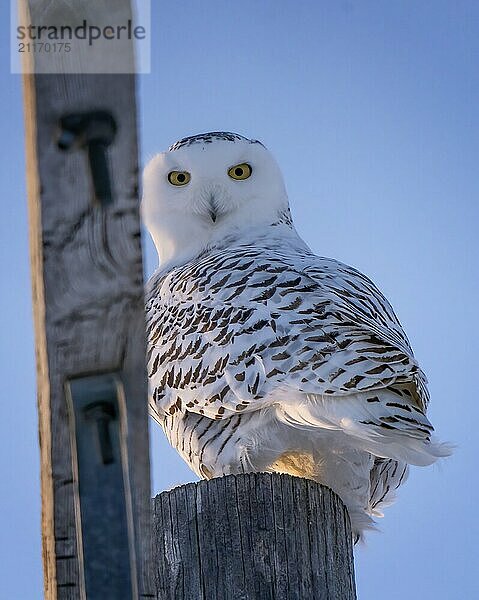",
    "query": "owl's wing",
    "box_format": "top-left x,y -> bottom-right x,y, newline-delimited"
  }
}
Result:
146,246 -> 451,466
147,247 -> 427,415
